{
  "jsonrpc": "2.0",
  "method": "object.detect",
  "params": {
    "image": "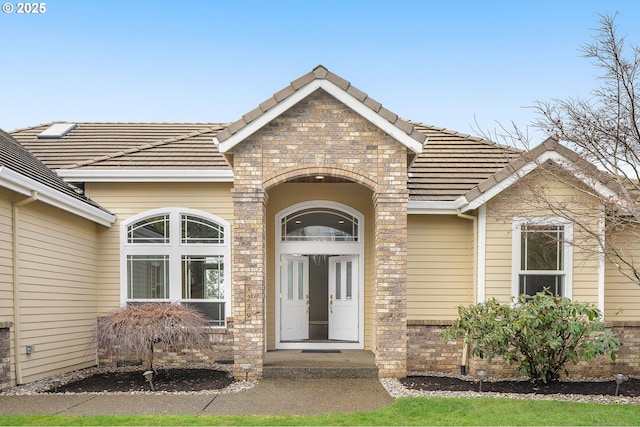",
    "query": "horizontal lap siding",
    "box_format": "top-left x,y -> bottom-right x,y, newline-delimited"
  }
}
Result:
605,230 -> 640,320
17,203 -> 99,383
484,218 -> 512,303
485,170 -> 601,305
85,182 -> 234,315
407,215 -> 473,320
0,190 -> 14,323
0,190 -> 14,386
